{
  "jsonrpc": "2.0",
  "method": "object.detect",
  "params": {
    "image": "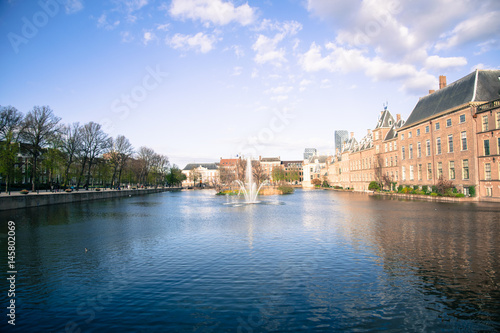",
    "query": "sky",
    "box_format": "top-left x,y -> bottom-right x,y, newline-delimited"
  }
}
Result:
1,0 -> 499,168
